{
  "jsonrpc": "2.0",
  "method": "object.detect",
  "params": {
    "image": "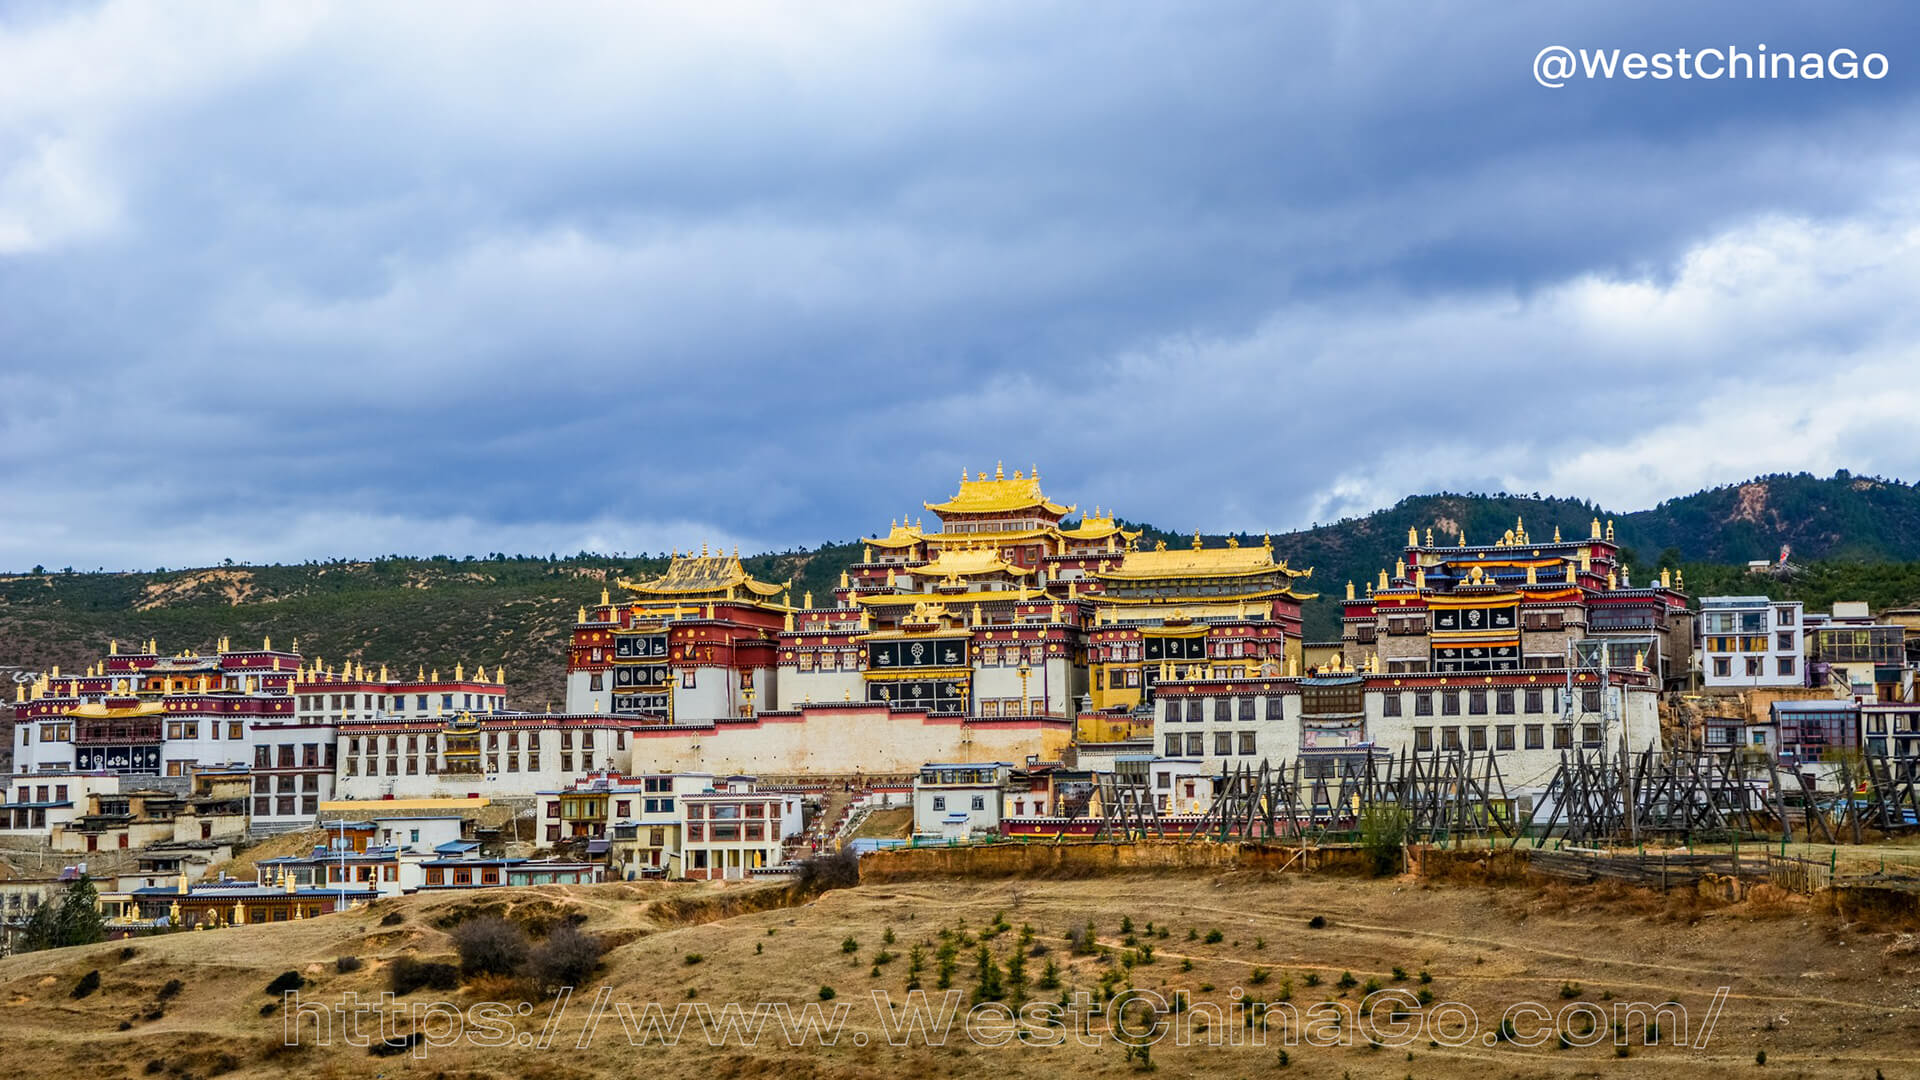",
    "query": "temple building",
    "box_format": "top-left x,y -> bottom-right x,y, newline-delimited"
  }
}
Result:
1338,517 -> 1693,687
12,638 -> 509,829
564,550 -> 787,719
